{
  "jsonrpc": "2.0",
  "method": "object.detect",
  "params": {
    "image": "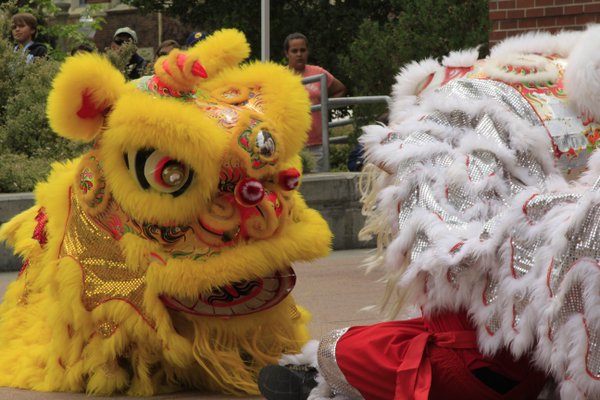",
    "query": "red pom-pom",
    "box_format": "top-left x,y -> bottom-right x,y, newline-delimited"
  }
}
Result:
234,178 -> 265,207
278,168 -> 301,191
